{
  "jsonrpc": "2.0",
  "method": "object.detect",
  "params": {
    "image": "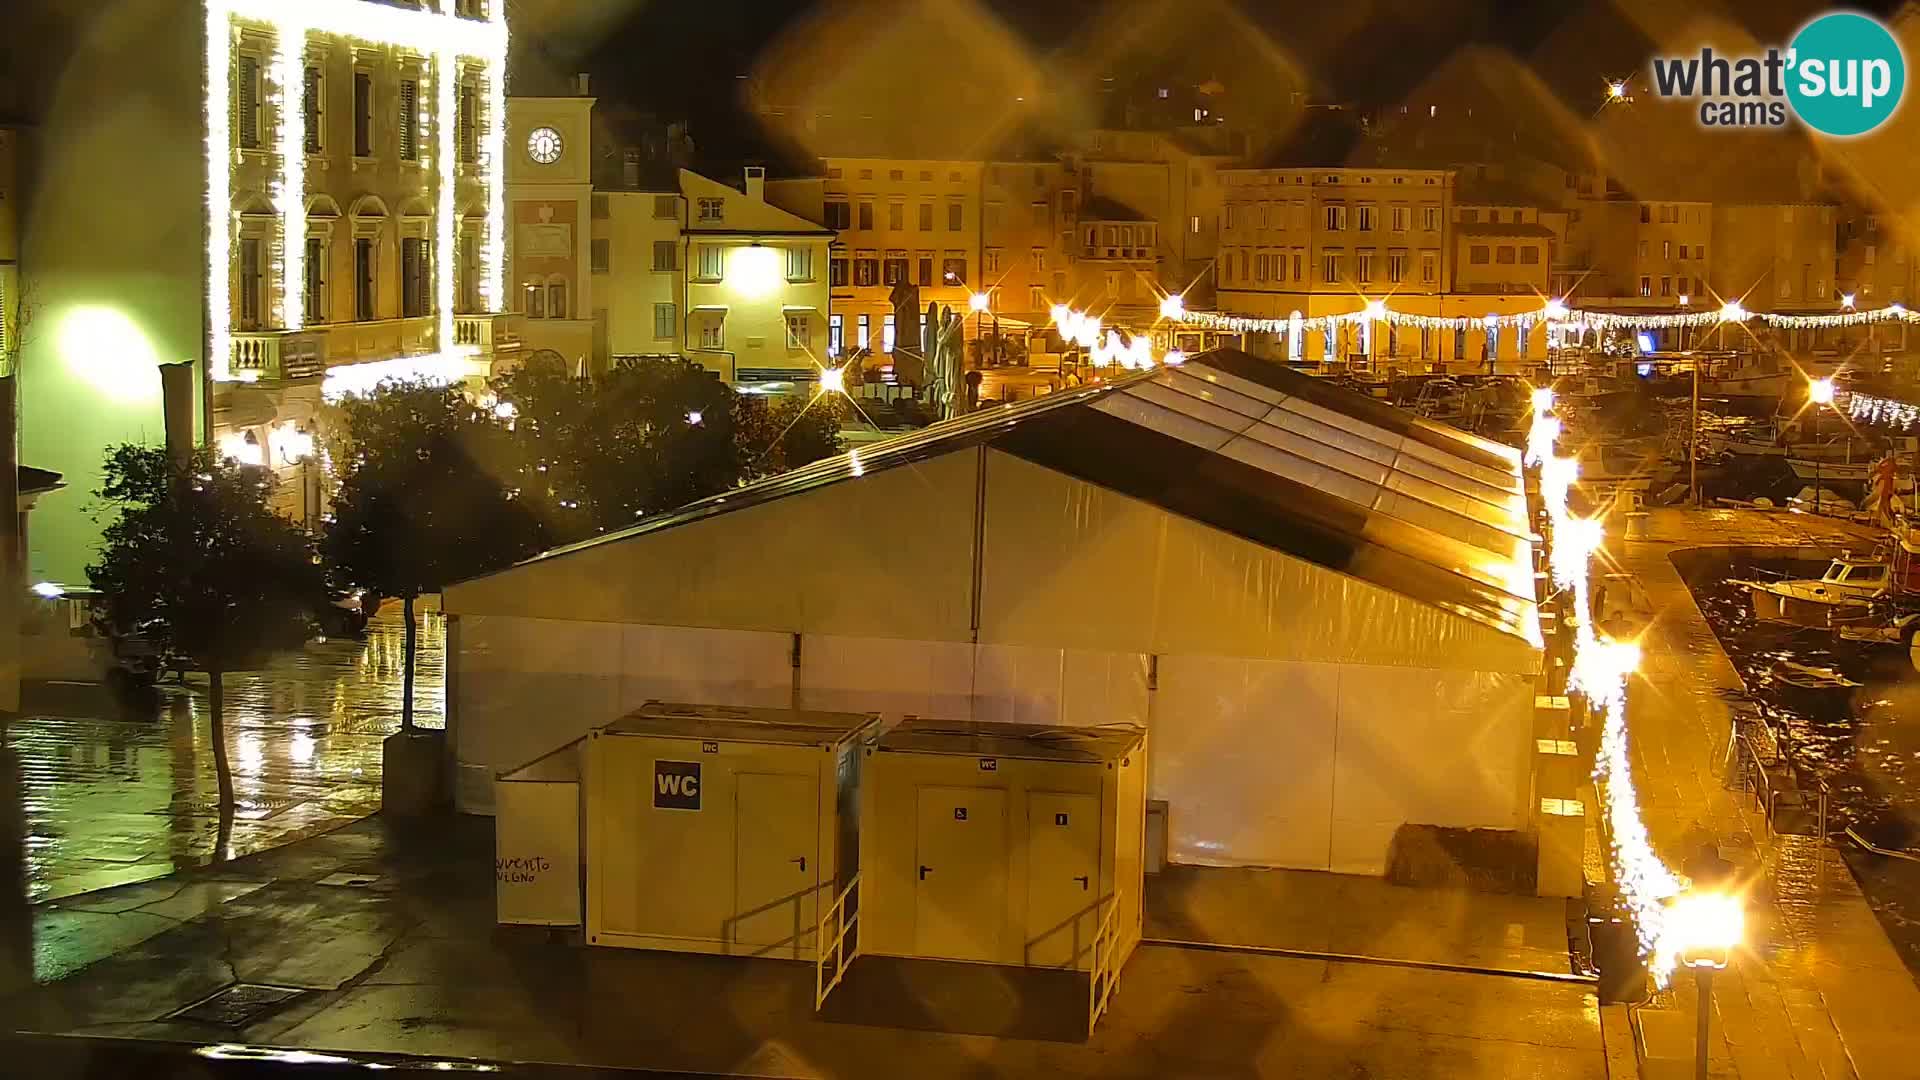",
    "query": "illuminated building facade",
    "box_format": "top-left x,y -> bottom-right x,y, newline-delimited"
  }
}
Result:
2,0 -> 514,582
511,94 -> 833,386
